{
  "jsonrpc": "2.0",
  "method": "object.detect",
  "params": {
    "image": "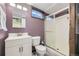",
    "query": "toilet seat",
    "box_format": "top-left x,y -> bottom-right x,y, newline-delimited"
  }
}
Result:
35,45 -> 46,55
35,45 -> 46,51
